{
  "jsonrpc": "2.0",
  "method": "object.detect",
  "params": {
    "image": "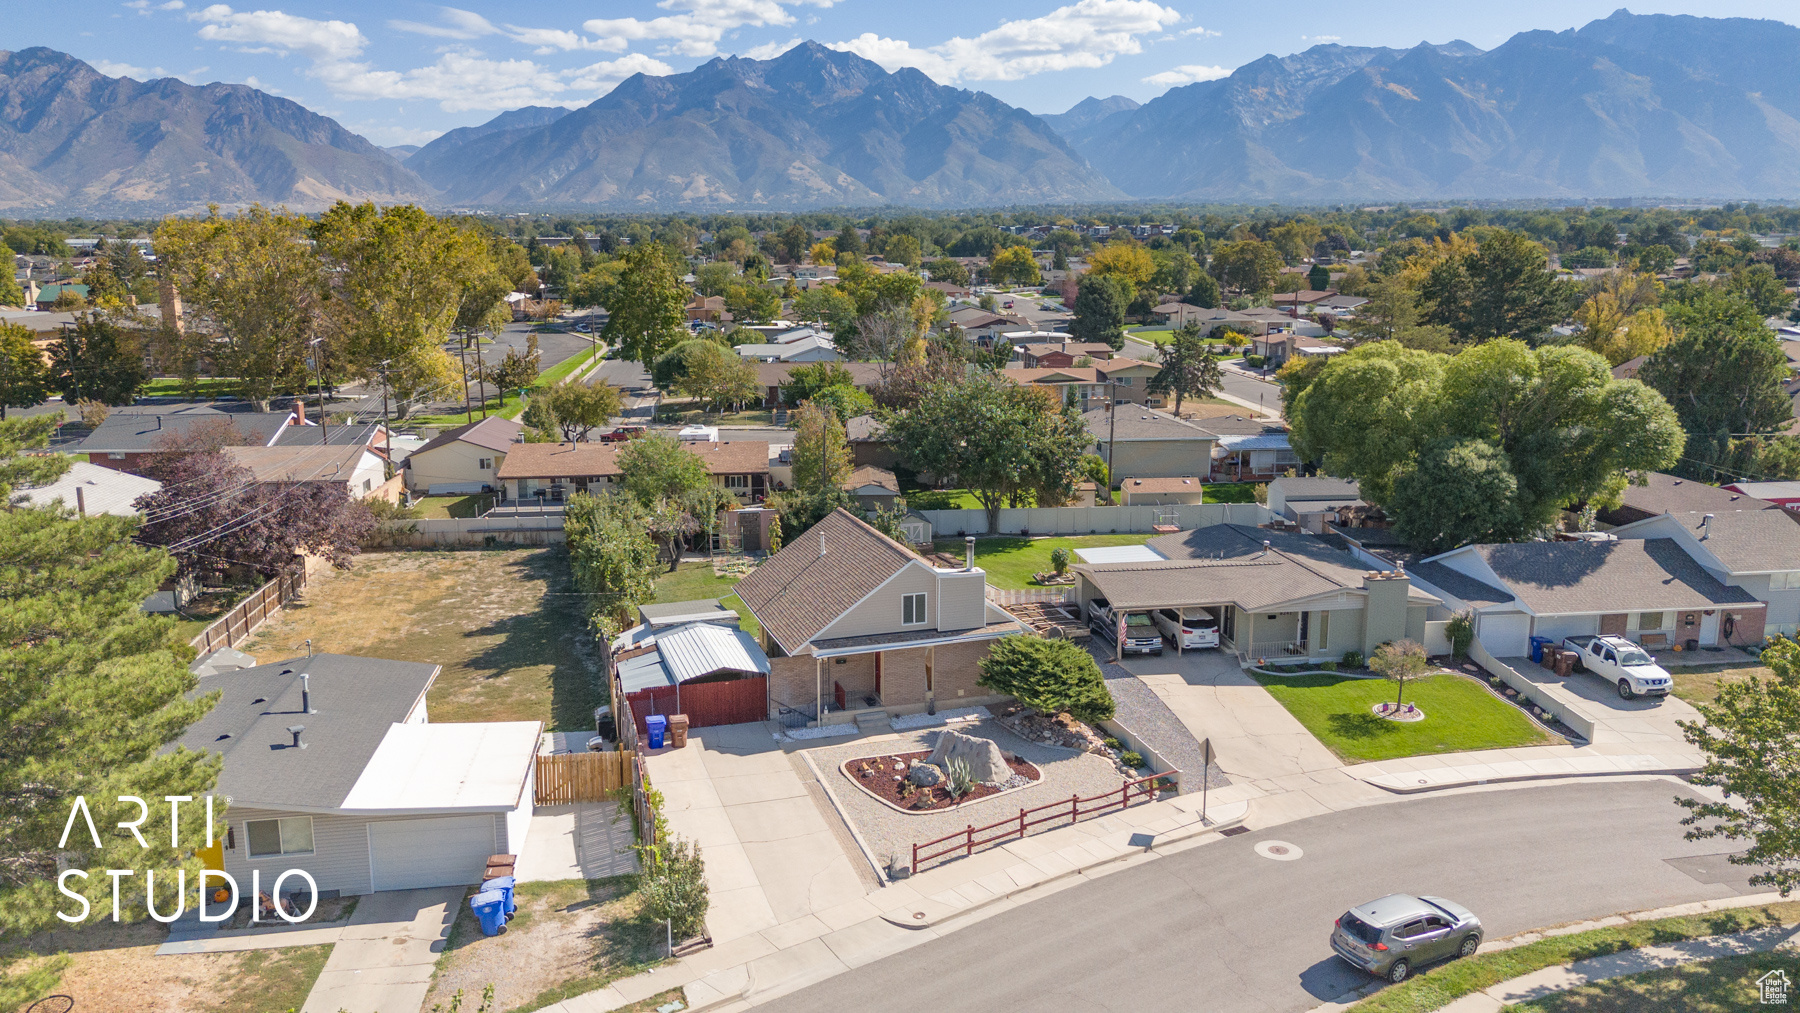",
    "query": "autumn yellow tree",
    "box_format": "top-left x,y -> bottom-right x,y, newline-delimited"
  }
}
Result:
1575,272 -> 1671,365
809,240 -> 836,265
1086,242 -> 1157,294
